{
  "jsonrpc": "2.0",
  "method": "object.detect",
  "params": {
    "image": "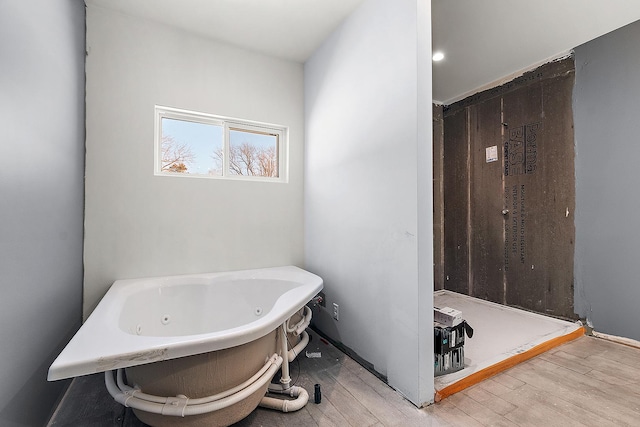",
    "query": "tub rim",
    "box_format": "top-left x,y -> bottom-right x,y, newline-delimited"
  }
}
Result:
47,265 -> 323,381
